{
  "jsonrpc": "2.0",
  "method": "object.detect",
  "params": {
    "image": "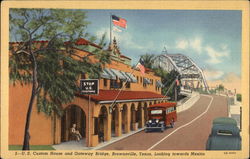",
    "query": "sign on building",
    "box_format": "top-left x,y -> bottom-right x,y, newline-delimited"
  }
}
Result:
80,79 -> 99,95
